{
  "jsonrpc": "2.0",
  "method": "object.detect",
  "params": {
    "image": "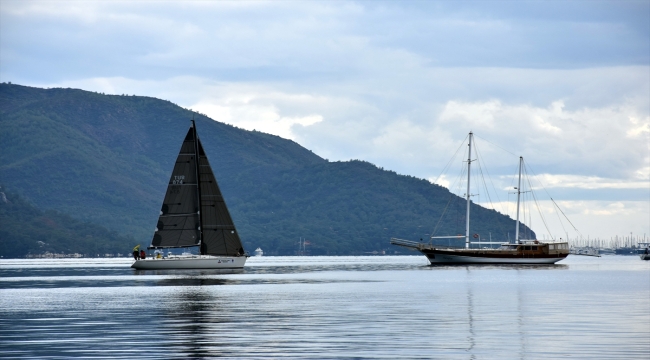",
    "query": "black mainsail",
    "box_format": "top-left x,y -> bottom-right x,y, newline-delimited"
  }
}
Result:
149,121 -> 245,257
